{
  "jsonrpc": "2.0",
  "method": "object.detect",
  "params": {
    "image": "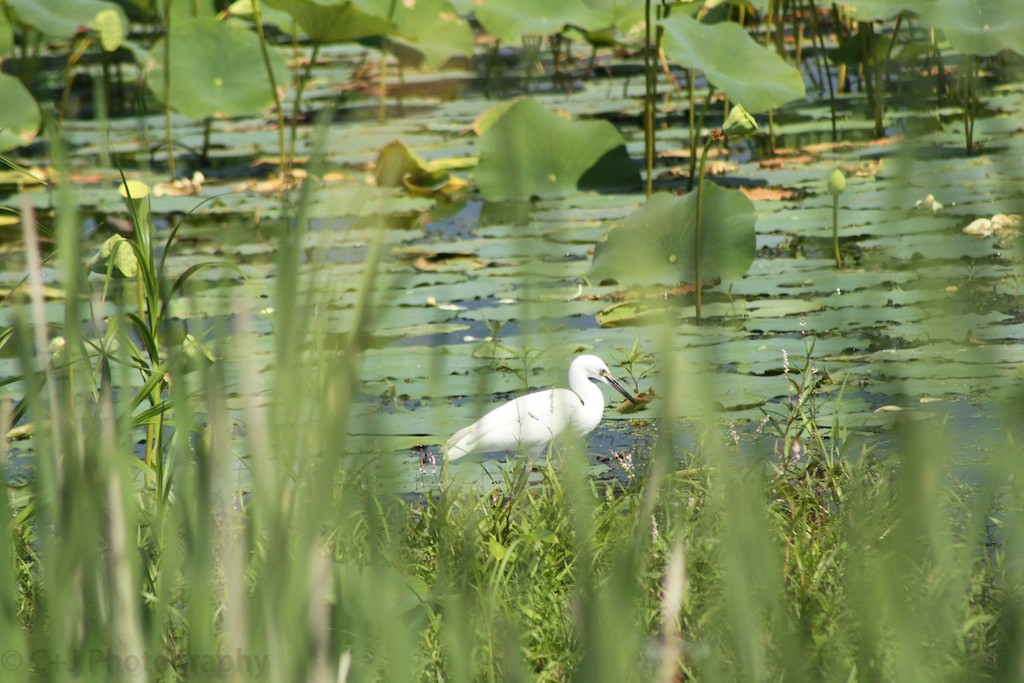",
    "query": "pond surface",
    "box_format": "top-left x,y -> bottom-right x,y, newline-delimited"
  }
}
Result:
2,40 -> 1023,492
